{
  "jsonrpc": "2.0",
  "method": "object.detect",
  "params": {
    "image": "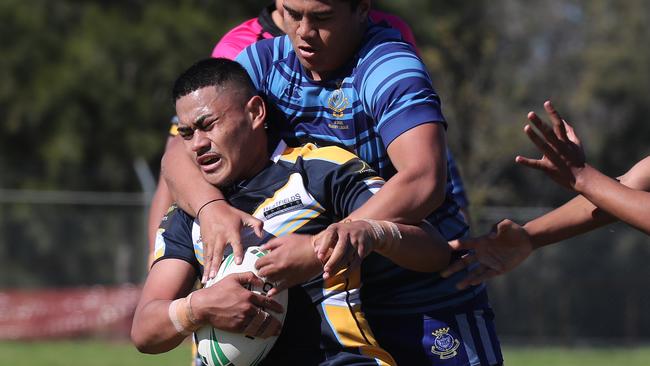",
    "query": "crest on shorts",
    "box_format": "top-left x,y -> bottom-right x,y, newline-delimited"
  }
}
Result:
430,327 -> 460,359
327,88 -> 349,118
